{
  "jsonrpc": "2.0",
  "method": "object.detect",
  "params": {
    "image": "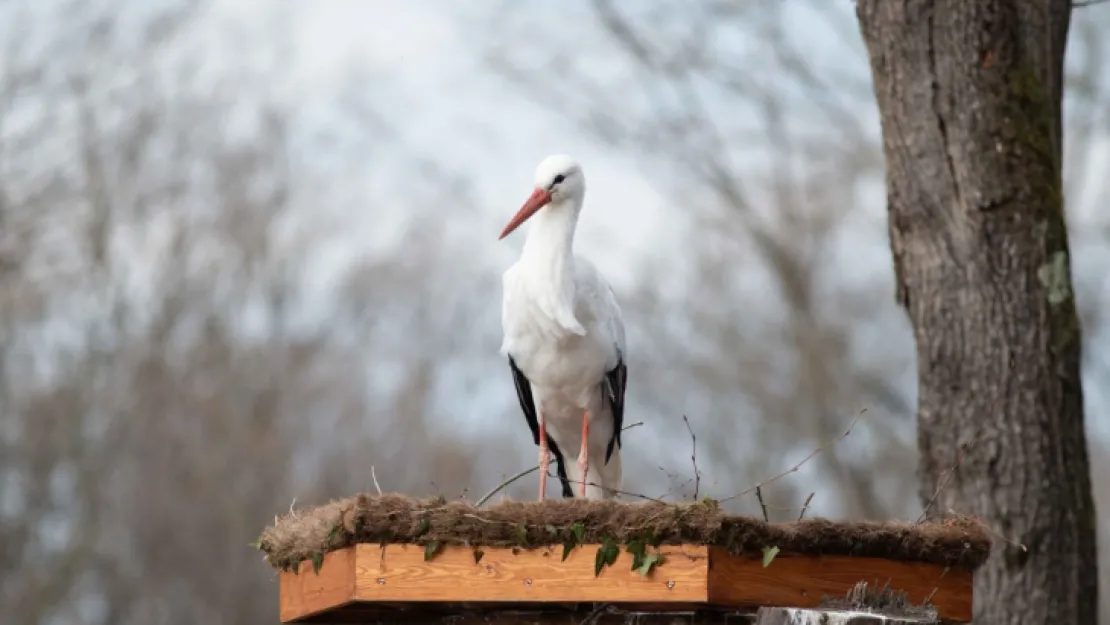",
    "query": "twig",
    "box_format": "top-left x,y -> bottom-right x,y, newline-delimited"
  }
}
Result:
476,465 -> 540,507
755,486 -> 769,522
988,528 -> 1029,553
371,465 -> 383,496
653,464 -> 685,500
736,499 -> 810,513
568,476 -> 669,504
945,507 -> 1028,552
682,414 -> 701,500
460,512 -> 507,525
476,421 -> 645,507
923,586 -> 939,605
720,409 -> 866,504
579,603 -> 615,625
916,426 -> 982,523
797,492 -> 815,521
